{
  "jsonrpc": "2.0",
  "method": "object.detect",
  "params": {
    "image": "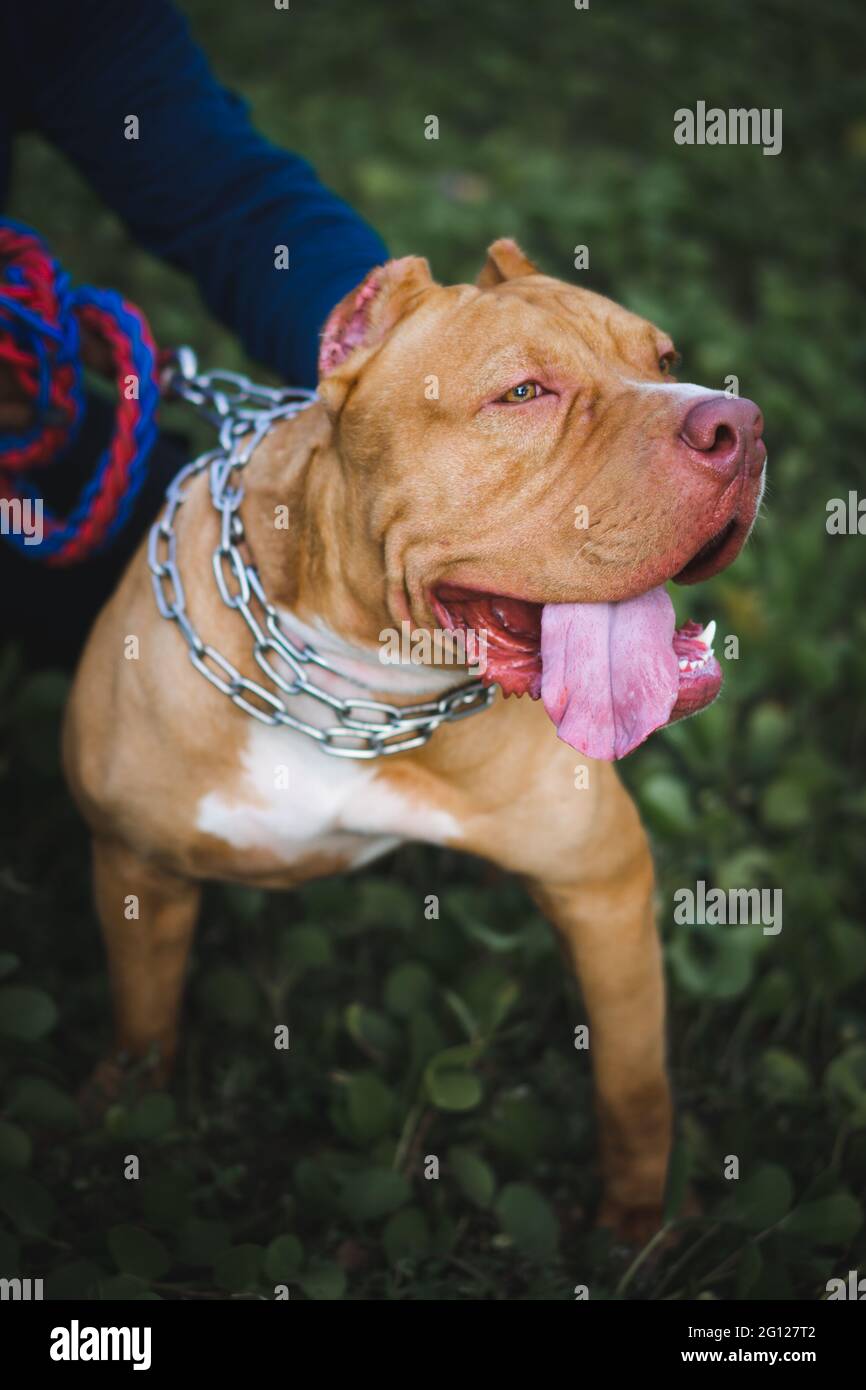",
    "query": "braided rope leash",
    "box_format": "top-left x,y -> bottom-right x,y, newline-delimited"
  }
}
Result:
0,222 -> 496,757
0,218 -> 159,565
